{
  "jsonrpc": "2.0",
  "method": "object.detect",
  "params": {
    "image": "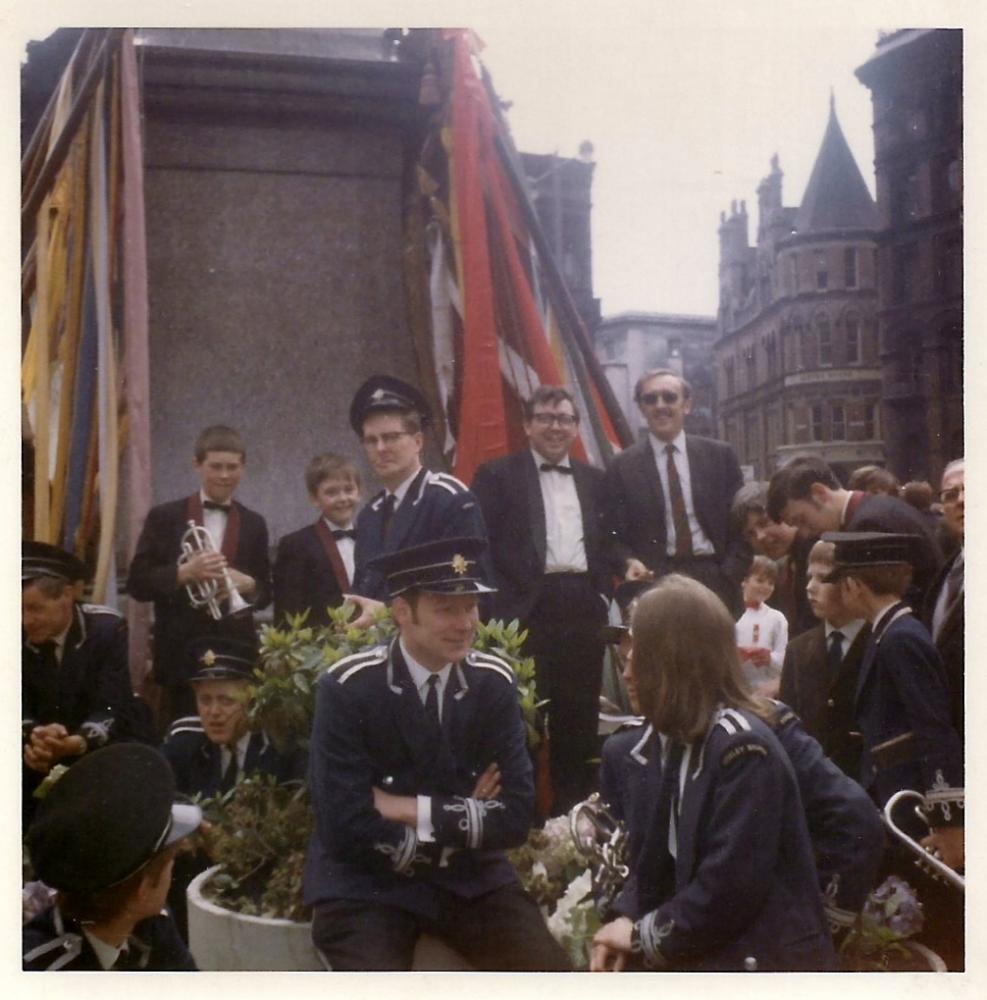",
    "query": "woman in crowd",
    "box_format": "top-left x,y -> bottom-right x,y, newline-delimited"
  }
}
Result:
591,575 -> 835,972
